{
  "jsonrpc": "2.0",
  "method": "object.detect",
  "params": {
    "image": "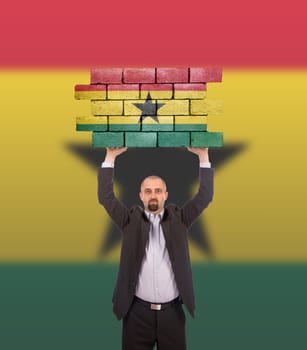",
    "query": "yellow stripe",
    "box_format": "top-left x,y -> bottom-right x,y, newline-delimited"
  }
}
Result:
1,70 -> 307,262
